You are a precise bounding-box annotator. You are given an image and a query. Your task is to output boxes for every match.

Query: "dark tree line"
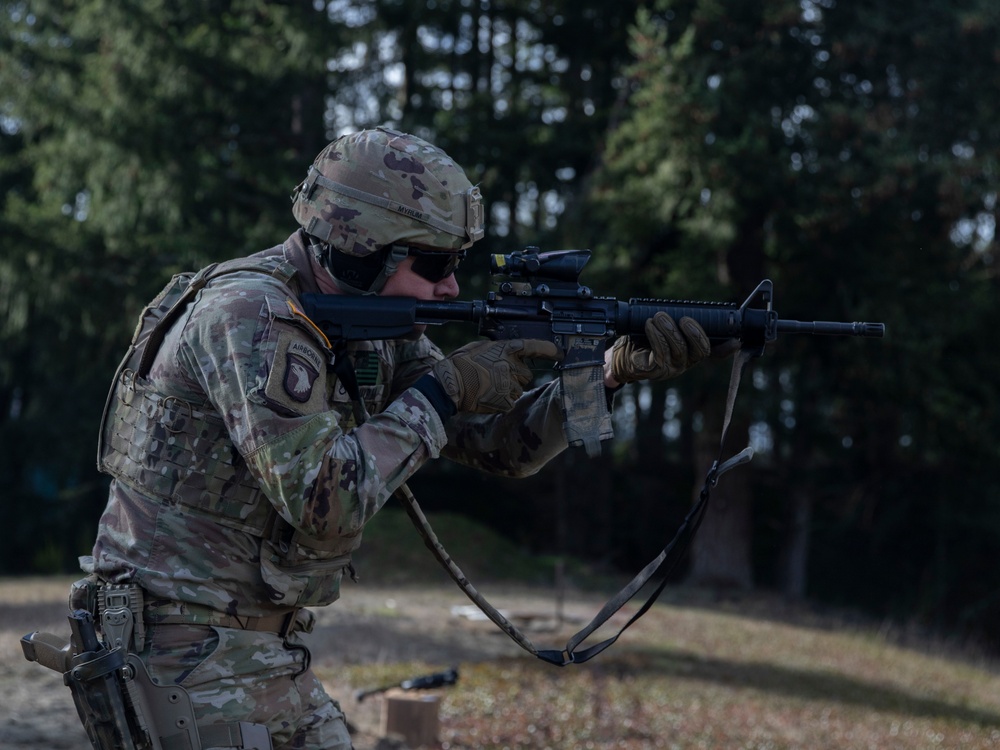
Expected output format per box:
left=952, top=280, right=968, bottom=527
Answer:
left=2, top=0, right=998, bottom=649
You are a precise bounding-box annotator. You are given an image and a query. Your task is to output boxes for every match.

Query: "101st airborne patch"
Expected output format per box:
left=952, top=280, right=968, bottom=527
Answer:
left=264, top=330, right=329, bottom=414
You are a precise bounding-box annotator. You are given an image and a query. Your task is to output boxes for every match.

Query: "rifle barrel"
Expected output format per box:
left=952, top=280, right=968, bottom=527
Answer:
left=777, top=320, right=885, bottom=337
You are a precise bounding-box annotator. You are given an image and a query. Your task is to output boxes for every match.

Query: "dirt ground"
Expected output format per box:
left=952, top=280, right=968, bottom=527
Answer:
left=0, top=577, right=599, bottom=750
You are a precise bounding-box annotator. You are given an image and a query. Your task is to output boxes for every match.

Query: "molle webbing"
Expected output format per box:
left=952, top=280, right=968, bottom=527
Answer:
left=98, top=256, right=298, bottom=534
left=101, top=383, right=271, bottom=535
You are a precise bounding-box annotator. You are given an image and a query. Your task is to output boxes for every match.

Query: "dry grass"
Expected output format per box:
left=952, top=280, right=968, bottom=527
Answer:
left=329, top=593, right=1000, bottom=750
left=3, top=576, right=1000, bottom=749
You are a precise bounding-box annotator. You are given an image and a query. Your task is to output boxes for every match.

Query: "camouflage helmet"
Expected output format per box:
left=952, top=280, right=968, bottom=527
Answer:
left=292, top=127, right=485, bottom=258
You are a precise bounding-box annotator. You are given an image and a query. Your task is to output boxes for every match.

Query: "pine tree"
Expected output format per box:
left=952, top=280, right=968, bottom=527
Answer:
left=0, top=0, right=331, bottom=571
left=590, top=0, right=1000, bottom=642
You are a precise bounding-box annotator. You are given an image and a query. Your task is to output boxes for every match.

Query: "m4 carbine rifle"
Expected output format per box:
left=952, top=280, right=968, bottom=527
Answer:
left=300, top=246, right=884, bottom=360
left=299, top=247, right=885, bottom=666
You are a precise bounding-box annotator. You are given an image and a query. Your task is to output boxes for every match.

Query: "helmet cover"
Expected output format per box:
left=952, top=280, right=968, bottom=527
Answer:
left=292, top=127, right=484, bottom=257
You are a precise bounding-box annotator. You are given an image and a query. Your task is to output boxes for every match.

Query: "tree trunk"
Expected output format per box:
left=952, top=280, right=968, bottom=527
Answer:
left=780, top=486, right=812, bottom=598
left=687, top=406, right=753, bottom=590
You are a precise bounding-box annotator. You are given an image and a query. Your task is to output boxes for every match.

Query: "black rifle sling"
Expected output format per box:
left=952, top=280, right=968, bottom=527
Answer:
left=543, top=348, right=757, bottom=664
left=336, top=339, right=757, bottom=666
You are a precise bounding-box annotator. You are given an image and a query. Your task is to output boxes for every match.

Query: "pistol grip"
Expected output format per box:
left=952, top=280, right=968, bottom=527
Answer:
left=21, top=631, right=73, bottom=673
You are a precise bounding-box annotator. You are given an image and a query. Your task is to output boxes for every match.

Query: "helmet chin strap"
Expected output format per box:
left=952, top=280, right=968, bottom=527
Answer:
left=310, top=239, right=408, bottom=296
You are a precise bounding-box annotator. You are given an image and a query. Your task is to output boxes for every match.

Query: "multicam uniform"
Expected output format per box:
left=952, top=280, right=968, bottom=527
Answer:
left=87, top=230, right=569, bottom=748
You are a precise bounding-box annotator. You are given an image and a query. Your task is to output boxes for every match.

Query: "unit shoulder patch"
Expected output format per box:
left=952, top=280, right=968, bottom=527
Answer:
left=265, top=330, right=329, bottom=414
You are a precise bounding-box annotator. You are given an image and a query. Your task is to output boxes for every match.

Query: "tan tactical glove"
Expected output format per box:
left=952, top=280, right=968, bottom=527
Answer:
left=609, top=312, right=712, bottom=384
left=432, top=338, right=562, bottom=414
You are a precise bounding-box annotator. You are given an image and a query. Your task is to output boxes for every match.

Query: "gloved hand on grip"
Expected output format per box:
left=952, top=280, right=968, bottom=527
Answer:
left=607, top=312, right=712, bottom=386
left=433, top=338, right=562, bottom=414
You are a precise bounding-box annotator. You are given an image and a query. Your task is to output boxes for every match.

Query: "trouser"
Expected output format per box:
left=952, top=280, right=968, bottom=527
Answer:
left=143, top=623, right=353, bottom=750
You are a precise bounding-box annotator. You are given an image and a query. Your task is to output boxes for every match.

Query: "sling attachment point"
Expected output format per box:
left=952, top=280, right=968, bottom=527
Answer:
left=710, top=446, right=755, bottom=487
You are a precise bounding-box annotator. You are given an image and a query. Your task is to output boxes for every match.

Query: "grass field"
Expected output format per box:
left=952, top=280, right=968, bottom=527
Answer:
left=3, top=512, right=1000, bottom=749
left=348, top=511, right=1000, bottom=747
left=322, top=592, right=1000, bottom=749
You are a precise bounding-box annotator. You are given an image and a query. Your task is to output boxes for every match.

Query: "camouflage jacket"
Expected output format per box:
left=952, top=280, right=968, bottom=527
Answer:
left=89, top=230, right=572, bottom=619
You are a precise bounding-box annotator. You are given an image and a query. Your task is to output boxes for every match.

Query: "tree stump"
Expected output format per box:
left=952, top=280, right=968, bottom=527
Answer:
left=379, top=689, right=441, bottom=748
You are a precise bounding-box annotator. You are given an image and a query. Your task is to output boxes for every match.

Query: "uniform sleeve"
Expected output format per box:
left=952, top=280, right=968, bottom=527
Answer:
left=178, top=283, right=448, bottom=540
left=388, top=335, right=444, bottom=398
left=441, top=377, right=569, bottom=478
left=391, top=335, right=571, bottom=478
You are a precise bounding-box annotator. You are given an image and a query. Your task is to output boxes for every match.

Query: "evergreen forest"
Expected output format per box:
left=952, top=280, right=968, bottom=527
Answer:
left=1, top=0, right=998, bottom=651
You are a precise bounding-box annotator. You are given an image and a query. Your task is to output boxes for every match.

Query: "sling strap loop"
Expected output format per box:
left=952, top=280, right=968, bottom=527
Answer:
left=334, top=317, right=759, bottom=664
left=393, top=347, right=759, bottom=665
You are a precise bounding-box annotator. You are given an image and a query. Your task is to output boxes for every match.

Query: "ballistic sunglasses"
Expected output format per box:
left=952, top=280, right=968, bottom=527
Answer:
left=393, top=245, right=466, bottom=283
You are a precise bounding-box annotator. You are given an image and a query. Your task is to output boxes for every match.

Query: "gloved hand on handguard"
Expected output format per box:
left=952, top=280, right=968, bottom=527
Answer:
left=606, top=312, right=721, bottom=387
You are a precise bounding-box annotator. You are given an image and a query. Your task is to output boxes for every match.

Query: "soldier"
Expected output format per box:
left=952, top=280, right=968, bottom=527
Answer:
left=83, top=128, right=711, bottom=749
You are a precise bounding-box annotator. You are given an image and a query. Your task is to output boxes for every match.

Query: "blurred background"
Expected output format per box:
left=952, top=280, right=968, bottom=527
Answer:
left=1, top=0, right=997, bottom=653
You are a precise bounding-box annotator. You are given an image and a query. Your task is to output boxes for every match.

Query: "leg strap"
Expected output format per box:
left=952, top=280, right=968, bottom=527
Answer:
left=128, top=654, right=274, bottom=750
left=161, top=721, right=272, bottom=750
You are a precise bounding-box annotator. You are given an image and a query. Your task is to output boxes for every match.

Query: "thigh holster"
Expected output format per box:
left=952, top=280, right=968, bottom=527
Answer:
left=22, top=599, right=273, bottom=750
